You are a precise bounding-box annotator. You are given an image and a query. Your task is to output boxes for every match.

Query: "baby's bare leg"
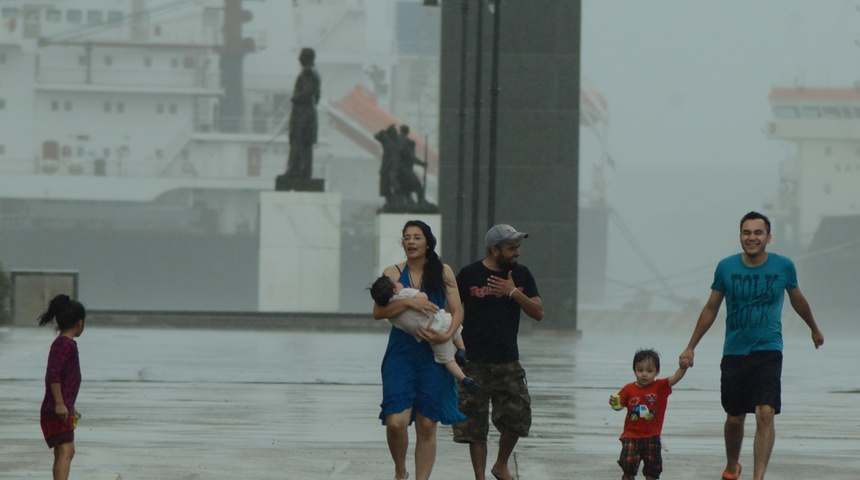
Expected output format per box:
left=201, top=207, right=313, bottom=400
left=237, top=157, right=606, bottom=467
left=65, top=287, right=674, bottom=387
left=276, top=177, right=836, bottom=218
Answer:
left=443, top=361, right=466, bottom=381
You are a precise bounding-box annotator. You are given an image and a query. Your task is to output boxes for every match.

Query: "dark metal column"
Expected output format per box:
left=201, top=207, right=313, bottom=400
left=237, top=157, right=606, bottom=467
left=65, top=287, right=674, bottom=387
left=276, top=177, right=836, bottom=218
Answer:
left=454, top=0, right=470, bottom=268
left=469, top=0, right=484, bottom=261
left=487, top=0, right=501, bottom=227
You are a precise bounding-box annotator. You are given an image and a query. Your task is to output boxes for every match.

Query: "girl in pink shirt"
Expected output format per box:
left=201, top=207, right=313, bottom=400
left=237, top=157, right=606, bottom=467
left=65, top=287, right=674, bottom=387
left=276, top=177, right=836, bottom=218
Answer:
left=39, top=294, right=86, bottom=480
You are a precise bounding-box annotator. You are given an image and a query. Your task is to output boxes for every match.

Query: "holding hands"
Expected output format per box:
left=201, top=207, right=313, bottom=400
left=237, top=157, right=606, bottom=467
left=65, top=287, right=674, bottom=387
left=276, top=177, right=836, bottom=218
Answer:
left=678, top=348, right=694, bottom=369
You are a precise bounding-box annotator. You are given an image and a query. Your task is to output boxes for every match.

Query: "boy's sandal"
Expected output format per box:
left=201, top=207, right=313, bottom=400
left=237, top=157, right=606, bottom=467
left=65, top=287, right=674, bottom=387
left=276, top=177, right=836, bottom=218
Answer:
left=721, top=462, right=741, bottom=480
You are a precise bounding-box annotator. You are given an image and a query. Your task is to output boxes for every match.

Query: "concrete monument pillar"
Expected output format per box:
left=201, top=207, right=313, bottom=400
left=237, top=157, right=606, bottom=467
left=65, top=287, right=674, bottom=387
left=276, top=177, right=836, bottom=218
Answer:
left=258, top=191, right=341, bottom=312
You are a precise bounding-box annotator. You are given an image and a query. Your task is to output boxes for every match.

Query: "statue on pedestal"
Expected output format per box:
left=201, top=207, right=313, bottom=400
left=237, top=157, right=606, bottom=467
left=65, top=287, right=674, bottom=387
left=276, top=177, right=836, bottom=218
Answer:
left=276, top=47, right=323, bottom=191
left=375, top=124, right=438, bottom=213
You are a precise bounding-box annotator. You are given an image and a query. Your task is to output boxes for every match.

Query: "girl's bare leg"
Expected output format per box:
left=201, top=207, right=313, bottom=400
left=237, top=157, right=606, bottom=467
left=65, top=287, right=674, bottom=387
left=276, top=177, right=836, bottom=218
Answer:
left=52, top=442, right=75, bottom=480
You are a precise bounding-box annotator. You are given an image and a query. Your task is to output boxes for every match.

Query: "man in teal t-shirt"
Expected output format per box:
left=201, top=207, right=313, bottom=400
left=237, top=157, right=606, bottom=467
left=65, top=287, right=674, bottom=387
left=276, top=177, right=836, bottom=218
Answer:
left=679, top=211, right=824, bottom=480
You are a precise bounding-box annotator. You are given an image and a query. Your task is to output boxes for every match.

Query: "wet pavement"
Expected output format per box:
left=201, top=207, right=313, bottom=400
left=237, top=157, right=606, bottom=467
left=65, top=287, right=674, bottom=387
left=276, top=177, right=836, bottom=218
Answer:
left=1, top=317, right=858, bottom=479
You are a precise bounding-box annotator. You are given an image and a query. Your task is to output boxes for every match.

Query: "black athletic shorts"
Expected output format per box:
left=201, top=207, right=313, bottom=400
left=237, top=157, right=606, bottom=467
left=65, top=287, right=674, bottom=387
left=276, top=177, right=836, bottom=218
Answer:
left=720, top=350, right=782, bottom=416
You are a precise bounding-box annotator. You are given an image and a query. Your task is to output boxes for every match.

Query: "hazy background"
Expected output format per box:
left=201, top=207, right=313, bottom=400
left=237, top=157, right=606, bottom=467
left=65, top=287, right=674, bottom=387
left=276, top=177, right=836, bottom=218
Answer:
left=579, top=0, right=860, bottom=311
left=1, top=0, right=857, bottom=318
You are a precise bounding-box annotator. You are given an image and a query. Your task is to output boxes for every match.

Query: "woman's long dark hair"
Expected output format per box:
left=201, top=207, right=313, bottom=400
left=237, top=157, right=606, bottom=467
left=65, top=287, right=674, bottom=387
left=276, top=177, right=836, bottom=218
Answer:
left=403, top=220, right=449, bottom=295
left=38, top=294, right=86, bottom=332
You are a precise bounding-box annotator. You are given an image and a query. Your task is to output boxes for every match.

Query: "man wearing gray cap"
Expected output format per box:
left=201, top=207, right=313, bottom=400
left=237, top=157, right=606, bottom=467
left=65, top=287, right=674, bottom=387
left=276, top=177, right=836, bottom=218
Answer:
left=452, top=224, right=544, bottom=480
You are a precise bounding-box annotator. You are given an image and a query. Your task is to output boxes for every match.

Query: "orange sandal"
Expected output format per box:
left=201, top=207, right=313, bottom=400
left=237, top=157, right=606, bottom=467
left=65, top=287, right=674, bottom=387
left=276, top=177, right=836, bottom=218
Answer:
left=721, top=462, right=741, bottom=480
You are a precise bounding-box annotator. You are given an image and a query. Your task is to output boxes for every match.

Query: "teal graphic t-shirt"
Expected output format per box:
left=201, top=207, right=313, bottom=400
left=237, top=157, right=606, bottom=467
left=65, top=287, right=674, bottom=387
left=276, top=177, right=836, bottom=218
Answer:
left=711, top=253, right=798, bottom=355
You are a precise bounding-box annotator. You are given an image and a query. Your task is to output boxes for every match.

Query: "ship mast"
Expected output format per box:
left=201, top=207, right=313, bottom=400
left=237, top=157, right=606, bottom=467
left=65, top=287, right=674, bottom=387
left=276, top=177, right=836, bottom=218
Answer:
left=218, top=0, right=254, bottom=132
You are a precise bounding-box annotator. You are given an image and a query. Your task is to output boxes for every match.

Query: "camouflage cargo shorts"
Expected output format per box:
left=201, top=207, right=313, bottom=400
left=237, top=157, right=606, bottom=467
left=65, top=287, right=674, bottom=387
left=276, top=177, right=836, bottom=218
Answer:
left=452, top=361, right=532, bottom=443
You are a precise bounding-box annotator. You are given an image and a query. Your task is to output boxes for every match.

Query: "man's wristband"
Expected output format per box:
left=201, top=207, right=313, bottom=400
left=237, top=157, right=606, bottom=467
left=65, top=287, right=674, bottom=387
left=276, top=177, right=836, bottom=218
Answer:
left=509, top=288, right=517, bottom=298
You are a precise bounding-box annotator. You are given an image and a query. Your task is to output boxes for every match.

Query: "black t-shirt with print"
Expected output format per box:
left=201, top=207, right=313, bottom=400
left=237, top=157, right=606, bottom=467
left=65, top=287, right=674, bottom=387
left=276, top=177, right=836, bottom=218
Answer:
left=456, top=260, right=540, bottom=364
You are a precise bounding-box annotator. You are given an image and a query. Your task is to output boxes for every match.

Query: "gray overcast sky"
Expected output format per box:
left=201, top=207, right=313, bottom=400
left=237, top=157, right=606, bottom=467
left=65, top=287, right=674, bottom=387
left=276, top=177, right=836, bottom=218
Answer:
left=579, top=1, right=860, bottom=309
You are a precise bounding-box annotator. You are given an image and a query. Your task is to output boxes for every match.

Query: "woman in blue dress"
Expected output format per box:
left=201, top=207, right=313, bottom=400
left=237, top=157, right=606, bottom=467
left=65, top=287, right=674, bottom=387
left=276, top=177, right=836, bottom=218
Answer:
left=373, top=220, right=466, bottom=480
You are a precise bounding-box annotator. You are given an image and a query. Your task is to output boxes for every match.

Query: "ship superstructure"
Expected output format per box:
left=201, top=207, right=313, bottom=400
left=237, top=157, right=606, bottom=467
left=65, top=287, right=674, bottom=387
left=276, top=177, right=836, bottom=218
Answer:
left=764, top=86, right=860, bottom=246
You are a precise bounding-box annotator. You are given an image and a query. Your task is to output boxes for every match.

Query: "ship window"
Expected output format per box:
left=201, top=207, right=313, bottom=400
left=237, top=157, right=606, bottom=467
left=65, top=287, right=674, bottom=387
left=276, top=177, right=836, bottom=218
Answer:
left=87, top=10, right=103, bottom=24
left=774, top=106, right=798, bottom=118
left=24, top=9, right=40, bottom=21
left=171, top=58, right=179, bottom=68
left=0, top=98, right=5, bottom=109
left=76, top=147, right=84, bottom=157
left=107, top=11, right=123, bottom=23
left=801, top=107, right=821, bottom=119
left=822, top=107, right=841, bottom=119
left=78, top=55, right=86, bottom=66
left=67, top=10, right=82, bottom=23
left=824, top=183, right=831, bottom=195
left=2, top=8, right=19, bottom=19
left=825, top=146, right=832, bottom=156
left=843, top=108, right=852, bottom=118
left=104, top=55, right=113, bottom=66
left=156, top=103, right=164, bottom=114
left=144, top=57, right=152, bottom=67
left=0, top=53, right=5, bottom=64
left=64, top=101, right=72, bottom=111
left=0, top=145, right=5, bottom=155
left=47, top=10, right=62, bottom=22
left=103, top=102, right=112, bottom=113
left=169, top=104, right=178, bottom=114
left=854, top=107, right=860, bottom=118
left=117, top=102, right=125, bottom=113
left=856, top=147, right=860, bottom=157
left=51, top=100, right=59, bottom=111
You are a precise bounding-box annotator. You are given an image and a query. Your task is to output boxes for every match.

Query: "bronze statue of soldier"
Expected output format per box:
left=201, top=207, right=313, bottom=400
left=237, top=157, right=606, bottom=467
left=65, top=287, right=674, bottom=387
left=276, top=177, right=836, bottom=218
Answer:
left=375, top=124, right=438, bottom=213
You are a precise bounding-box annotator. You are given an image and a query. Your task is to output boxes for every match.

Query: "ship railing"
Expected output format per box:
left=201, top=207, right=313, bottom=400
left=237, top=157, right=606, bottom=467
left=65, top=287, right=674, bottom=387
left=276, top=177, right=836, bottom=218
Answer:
left=1, top=156, right=40, bottom=175
left=203, top=115, right=287, bottom=137
left=132, top=120, right=194, bottom=177
left=37, top=66, right=221, bottom=89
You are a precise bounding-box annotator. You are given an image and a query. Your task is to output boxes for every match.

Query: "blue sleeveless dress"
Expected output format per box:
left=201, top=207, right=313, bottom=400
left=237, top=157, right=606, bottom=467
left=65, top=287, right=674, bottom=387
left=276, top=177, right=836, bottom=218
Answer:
left=378, top=266, right=465, bottom=425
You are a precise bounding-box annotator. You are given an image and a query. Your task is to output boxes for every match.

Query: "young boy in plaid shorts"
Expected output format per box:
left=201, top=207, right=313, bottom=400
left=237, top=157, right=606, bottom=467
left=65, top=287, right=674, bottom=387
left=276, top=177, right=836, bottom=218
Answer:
left=610, top=348, right=687, bottom=480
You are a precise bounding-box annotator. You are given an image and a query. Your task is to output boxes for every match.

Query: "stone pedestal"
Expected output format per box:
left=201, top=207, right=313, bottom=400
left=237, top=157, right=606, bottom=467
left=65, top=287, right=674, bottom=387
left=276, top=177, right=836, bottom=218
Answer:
left=274, top=175, right=325, bottom=192
left=258, top=191, right=341, bottom=312
left=375, top=214, right=442, bottom=277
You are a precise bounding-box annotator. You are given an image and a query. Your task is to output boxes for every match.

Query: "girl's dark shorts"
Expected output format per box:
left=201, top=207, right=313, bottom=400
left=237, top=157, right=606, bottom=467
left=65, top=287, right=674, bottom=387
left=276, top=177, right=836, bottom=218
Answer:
left=41, top=415, right=75, bottom=448
left=720, top=350, right=782, bottom=416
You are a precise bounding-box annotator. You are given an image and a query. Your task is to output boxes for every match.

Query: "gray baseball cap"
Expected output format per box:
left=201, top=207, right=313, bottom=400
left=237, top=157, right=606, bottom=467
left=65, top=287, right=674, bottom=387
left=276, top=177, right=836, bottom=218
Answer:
left=485, top=224, right=529, bottom=247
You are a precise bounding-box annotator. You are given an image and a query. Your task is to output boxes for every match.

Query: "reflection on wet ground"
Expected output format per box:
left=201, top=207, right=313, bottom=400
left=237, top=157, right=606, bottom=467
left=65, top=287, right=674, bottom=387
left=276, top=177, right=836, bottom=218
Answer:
left=1, top=320, right=857, bottom=479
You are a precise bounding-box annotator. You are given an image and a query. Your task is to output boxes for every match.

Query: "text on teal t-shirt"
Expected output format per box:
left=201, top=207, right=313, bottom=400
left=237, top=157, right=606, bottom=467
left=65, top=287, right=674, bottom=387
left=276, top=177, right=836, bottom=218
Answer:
left=711, top=253, right=798, bottom=355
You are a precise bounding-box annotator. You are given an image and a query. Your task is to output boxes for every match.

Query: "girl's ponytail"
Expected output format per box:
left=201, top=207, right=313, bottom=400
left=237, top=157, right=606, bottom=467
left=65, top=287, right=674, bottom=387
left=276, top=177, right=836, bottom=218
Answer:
left=38, top=294, right=85, bottom=331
